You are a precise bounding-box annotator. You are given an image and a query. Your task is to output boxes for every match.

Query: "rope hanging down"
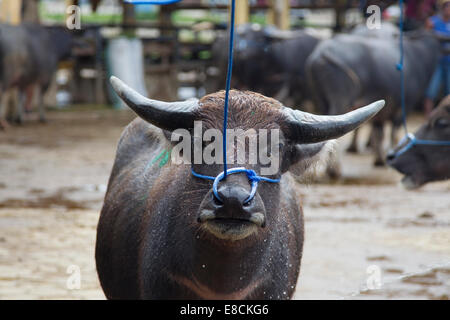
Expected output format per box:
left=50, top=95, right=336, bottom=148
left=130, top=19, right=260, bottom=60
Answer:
left=222, top=0, right=236, bottom=179
left=126, top=0, right=281, bottom=203
left=397, top=0, right=407, bottom=133
left=394, top=0, right=450, bottom=154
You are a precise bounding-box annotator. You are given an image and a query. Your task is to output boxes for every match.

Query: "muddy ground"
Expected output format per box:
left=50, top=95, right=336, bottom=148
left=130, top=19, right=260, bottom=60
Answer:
left=0, top=108, right=449, bottom=300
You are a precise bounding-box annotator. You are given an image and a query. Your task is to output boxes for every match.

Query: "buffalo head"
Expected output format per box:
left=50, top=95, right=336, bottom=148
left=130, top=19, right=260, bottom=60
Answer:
left=387, top=96, right=450, bottom=189
left=110, top=76, right=384, bottom=242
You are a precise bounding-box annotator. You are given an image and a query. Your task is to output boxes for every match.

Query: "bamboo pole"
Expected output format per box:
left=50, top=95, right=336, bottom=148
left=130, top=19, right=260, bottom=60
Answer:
left=234, top=0, right=249, bottom=26
left=267, top=0, right=290, bottom=30
left=0, top=0, right=22, bottom=25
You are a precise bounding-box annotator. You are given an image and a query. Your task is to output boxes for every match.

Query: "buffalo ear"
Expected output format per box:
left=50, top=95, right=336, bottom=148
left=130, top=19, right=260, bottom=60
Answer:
left=282, top=141, right=335, bottom=175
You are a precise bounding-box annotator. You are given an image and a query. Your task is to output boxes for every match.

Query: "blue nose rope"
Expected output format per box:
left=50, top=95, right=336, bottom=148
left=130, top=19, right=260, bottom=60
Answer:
left=393, top=0, right=450, bottom=157
left=127, top=0, right=281, bottom=203
left=191, top=167, right=280, bottom=204
left=393, top=133, right=450, bottom=157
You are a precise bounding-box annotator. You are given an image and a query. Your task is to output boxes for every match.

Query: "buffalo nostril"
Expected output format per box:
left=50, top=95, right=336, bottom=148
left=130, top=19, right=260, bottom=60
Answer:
left=212, top=193, right=223, bottom=206
left=217, top=185, right=249, bottom=208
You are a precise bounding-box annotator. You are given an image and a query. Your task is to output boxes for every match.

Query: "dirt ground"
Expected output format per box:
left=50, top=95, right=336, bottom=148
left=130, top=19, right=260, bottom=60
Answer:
left=0, top=109, right=449, bottom=300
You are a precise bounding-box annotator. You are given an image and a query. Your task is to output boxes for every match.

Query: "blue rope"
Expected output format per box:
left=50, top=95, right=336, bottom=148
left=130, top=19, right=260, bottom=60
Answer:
left=393, top=133, right=450, bottom=157
left=192, top=167, right=280, bottom=203
left=127, top=0, right=280, bottom=203
left=393, top=0, right=450, bottom=156
left=222, top=0, right=236, bottom=179
left=397, top=0, right=407, bottom=133
left=190, top=0, right=279, bottom=203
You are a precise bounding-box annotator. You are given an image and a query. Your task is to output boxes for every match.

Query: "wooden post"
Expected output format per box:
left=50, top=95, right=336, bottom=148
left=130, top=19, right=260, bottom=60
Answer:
left=279, top=0, right=290, bottom=30
left=267, top=0, right=275, bottom=26
left=122, top=0, right=136, bottom=32
left=235, top=0, right=249, bottom=26
left=94, top=29, right=105, bottom=104
left=22, top=0, right=40, bottom=23
left=149, top=4, right=178, bottom=100
left=334, top=0, right=347, bottom=32
left=267, top=0, right=290, bottom=30
left=0, top=0, right=22, bottom=25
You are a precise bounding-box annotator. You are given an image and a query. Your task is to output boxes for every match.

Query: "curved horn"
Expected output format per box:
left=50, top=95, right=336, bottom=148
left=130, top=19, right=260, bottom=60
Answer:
left=282, top=100, right=385, bottom=143
left=110, top=76, right=199, bottom=131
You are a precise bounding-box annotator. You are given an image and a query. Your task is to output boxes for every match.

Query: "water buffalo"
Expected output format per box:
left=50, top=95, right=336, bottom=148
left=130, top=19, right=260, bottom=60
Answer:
left=306, top=30, right=440, bottom=166
left=0, top=24, right=74, bottom=126
left=346, top=22, right=400, bottom=153
left=208, top=24, right=320, bottom=107
left=387, top=95, right=450, bottom=189
left=95, top=76, right=384, bottom=299
left=351, top=21, right=400, bottom=38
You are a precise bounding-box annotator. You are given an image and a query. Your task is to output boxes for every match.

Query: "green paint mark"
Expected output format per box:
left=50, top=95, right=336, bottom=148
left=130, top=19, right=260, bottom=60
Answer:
left=159, top=149, right=170, bottom=168
left=145, top=148, right=171, bottom=173
left=151, top=149, right=166, bottom=166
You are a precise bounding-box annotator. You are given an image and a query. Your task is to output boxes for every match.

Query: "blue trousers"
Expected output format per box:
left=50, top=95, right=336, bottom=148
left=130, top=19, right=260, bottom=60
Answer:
left=426, top=61, right=450, bottom=100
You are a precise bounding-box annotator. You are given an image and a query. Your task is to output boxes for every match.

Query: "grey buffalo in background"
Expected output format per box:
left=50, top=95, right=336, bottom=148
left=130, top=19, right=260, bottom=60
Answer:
left=351, top=21, right=400, bottom=38
left=346, top=22, right=400, bottom=153
left=95, top=76, right=384, bottom=299
left=0, top=23, right=75, bottom=127
left=207, top=24, right=320, bottom=108
left=306, top=29, right=440, bottom=166
left=387, top=95, right=450, bottom=189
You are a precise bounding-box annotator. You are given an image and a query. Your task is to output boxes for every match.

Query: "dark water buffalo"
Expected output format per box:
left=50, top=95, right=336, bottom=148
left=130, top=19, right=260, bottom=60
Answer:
left=306, top=30, right=440, bottom=165
left=387, top=96, right=450, bottom=189
left=347, top=22, right=399, bottom=152
left=0, top=23, right=74, bottom=126
left=208, top=24, right=320, bottom=107
left=95, top=76, right=384, bottom=299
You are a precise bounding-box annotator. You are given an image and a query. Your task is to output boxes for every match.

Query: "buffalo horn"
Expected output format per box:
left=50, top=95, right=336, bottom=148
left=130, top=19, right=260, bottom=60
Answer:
left=282, top=100, right=385, bottom=143
left=110, top=76, right=199, bottom=131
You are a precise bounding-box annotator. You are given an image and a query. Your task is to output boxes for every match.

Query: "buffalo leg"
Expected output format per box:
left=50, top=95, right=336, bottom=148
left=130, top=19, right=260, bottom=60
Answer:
left=346, top=128, right=359, bottom=153
left=0, top=86, right=10, bottom=129
left=390, top=121, right=400, bottom=148
left=24, top=85, right=35, bottom=113
left=365, top=128, right=374, bottom=149
left=15, top=89, right=27, bottom=124
left=36, top=86, right=46, bottom=123
left=372, top=123, right=385, bottom=167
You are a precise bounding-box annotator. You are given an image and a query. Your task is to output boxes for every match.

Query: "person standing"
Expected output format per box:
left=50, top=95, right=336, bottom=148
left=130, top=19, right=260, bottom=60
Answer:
left=424, top=0, right=450, bottom=115
left=405, top=0, right=436, bottom=30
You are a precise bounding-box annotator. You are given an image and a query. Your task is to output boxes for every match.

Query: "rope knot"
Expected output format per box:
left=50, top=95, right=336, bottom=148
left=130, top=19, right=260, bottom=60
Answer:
left=245, top=169, right=261, bottom=182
